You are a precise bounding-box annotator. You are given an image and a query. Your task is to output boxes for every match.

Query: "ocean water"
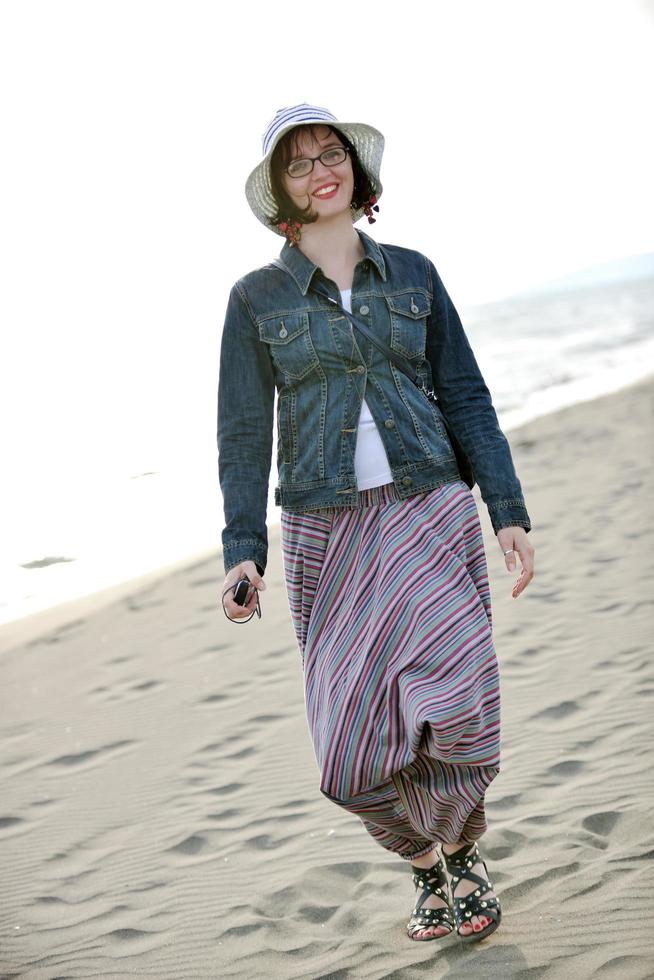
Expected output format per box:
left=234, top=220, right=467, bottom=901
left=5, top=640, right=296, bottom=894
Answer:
left=466, top=275, right=654, bottom=431
left=2, top=275, right=652, bottom=629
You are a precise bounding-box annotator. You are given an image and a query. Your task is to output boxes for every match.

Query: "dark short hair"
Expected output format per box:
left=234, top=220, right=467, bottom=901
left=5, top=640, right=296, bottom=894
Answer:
left=269, top=123, right=377, bottom=230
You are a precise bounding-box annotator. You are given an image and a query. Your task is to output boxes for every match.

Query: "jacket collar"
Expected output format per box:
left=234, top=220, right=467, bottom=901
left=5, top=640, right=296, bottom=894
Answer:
left=278, top=228, right=387, bottom=296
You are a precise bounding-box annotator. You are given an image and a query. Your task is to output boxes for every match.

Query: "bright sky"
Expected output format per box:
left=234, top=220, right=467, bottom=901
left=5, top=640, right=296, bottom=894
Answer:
left=1, top=0, right=653, bottom=485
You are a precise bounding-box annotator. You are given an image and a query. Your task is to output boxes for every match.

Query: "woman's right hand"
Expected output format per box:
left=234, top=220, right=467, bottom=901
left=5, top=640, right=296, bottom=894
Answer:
left=220, top=560, right=267, bottom=622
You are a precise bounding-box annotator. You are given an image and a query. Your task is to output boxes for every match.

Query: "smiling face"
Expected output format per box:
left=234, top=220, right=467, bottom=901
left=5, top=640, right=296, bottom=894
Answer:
left=280, top=124, right=355, bottom=223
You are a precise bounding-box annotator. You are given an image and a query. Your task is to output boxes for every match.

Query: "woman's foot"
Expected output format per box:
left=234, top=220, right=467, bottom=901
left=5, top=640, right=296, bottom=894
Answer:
left=442, top=840, right=500, bottom=939
left=407, top=847, right=453, bottom=941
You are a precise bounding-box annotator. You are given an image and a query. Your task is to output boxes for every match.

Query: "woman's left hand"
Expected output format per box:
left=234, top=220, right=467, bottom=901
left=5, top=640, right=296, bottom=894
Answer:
left=496, top=526, right=534, bottom=599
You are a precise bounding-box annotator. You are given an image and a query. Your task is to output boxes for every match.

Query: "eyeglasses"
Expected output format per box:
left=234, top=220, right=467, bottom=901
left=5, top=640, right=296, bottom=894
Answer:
left=285, top=146, right=349, bottom=179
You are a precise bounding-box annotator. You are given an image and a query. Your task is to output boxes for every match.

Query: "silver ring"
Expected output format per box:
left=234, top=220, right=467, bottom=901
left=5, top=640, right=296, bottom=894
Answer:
left=503, top=549, right=514, bottom=556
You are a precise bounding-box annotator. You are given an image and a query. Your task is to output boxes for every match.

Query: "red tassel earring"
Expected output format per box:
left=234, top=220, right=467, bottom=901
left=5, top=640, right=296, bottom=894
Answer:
left=362, top=194, right=380, bottom=224
left=279, top=220, right=302, bottom=246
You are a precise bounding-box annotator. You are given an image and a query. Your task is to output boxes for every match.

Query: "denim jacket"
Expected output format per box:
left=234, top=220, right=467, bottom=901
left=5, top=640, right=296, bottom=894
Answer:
left=217, top=229, right=531, bottom=575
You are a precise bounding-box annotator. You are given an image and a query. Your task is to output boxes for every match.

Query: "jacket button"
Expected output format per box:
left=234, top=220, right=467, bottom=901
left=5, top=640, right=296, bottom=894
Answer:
left=356, top=365, right=365, bottom=374
left=384, top=419, right=395, bottom=428
left=359, top=305, right=369, bottom=315
left=402, top=476, right=412, bottom=486
left=411, top=303, right=419, bottom=314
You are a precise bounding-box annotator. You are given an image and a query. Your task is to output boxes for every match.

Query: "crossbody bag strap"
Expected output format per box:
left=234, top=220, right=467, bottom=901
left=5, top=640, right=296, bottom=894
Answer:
left=310, top=282, right=423, bottom=383
left=270, top=258, right=474, bottom=489
left=271, top=258, right=437, bottom=400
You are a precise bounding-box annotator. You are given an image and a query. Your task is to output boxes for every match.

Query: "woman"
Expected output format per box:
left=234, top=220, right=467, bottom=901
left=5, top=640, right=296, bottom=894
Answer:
left=217, top=103, right=534, bottom=943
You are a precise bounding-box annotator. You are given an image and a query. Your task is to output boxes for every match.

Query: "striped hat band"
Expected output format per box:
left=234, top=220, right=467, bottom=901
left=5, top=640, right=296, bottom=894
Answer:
left=262, top=104, right=339, bottom=157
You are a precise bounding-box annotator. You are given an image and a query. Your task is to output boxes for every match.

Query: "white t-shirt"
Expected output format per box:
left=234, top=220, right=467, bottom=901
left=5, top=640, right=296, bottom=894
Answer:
left=340, top=289, right=394, bottom=491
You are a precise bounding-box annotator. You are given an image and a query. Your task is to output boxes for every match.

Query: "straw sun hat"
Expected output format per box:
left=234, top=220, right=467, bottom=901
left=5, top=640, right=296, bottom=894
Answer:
left=245, top=103, right=385, bottom=237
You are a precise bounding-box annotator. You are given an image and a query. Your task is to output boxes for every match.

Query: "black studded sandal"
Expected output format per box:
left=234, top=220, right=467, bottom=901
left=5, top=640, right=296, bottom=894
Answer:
left=406, top=853, right=454, bottom=941
left=442, top=841, right=502, bottom=942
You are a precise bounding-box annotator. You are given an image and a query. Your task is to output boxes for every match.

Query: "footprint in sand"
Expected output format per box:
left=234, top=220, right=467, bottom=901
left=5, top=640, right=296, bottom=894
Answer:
left=196, top=692, right=229, bottom=705
left=89, top=678, right=164, bottom=701
left=533, top=700, right=580, bottom=721
left=582, top=811, right=622, bottom=836
left=0, top=816, right=24, bottom=832
left=546, top=759, right=586, bottom=778
left=47, top=740, right=136, bottom=770
left=167, top=834, right=210, bottom=856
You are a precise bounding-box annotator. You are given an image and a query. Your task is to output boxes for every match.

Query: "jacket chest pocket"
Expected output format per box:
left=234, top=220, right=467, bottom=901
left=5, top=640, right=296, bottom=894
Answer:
left=258, top=313, right=319, bottom=380
left=385, top=292, right=430, bottom=360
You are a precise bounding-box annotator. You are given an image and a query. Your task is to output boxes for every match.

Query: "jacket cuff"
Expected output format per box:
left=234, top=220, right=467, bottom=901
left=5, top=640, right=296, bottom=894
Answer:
left=222, top=539, right=267, bottom=577
left=487, top=499, right=532, bottom=536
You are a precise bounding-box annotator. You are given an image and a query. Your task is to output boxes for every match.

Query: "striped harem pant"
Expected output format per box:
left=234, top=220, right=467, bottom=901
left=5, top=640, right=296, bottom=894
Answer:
left=280, top=479, right=500, bottom=860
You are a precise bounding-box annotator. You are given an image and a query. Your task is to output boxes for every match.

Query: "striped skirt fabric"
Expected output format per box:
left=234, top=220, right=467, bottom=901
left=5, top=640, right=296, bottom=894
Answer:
left=280, top=479, right=501, bottom=855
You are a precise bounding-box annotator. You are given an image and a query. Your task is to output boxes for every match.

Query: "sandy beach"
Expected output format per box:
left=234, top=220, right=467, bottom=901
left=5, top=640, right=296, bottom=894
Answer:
left=1, top=374, right=653, bottom=980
